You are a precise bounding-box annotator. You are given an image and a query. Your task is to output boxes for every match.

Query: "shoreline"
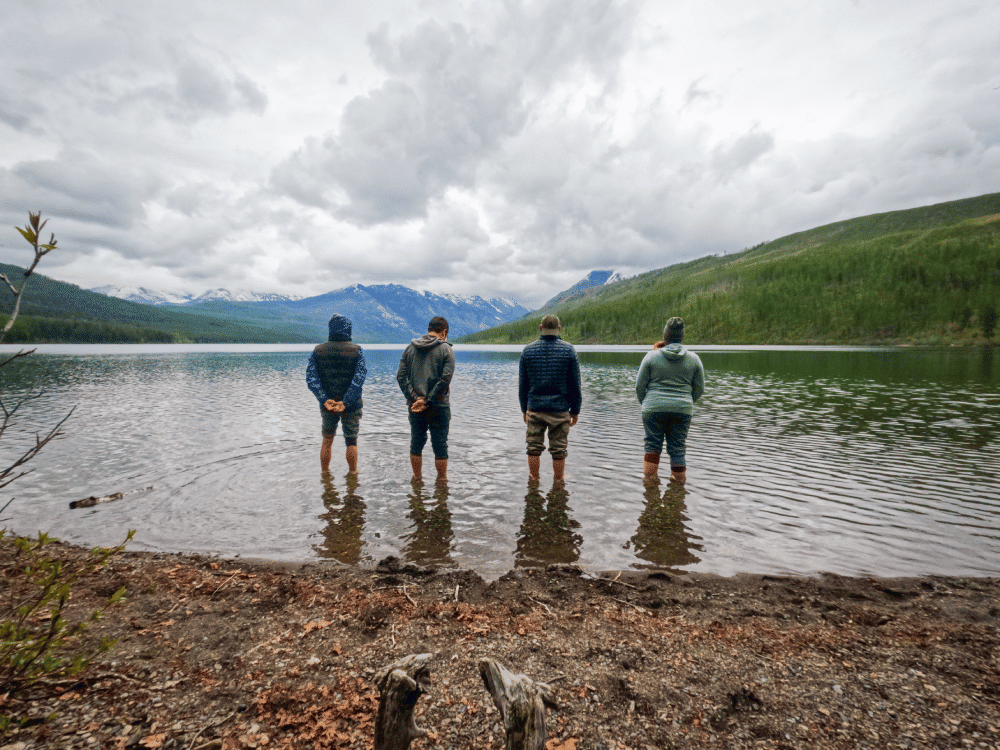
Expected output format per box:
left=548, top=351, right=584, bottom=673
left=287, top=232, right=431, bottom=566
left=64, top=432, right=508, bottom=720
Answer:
left=2, top=538, right=998, bottom=749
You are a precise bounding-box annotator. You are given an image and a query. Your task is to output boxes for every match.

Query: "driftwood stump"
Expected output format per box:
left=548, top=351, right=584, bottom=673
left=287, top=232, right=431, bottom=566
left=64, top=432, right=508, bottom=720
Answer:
left=373, top=653, right=434, bottom=750
left=478, top=659, right=557, bottom=750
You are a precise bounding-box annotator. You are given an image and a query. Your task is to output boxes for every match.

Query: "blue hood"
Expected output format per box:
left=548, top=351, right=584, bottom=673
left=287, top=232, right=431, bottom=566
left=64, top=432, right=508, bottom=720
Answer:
left=328, top=314, right=352, bottom=342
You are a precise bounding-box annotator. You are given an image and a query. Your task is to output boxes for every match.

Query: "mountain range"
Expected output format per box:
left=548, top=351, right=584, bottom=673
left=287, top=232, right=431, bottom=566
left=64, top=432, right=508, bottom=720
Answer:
left=89, top=286, right=305, bottom=305
left=89, top=282, right=531, bottom=342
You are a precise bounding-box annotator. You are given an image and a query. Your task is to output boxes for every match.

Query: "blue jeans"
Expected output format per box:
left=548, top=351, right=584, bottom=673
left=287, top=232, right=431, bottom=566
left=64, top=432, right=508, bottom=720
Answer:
left=409, top=405, right=450, bottom=459
left=642, top=411, right=692, bottom=468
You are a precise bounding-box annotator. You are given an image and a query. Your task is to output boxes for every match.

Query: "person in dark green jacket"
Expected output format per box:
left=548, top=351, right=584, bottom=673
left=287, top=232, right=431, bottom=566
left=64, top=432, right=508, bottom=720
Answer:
left=635, top=317, right=704, bottom=484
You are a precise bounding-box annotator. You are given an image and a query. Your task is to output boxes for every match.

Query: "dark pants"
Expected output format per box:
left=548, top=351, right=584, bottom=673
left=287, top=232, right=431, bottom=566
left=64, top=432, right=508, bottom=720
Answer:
left=642, top=411, right=691, bottom=468
left=409, top=405, right=450, bottom=459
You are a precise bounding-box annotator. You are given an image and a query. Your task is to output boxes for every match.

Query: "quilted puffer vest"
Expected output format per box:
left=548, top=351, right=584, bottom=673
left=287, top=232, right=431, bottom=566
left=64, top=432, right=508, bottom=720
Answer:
left=312, top=341, right=362, bottom=407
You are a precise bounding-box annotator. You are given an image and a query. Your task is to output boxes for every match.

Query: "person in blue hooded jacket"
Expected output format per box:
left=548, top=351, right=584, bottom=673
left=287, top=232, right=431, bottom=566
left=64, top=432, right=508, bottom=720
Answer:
left=306, top=314, right=367, bottom=474
left=635, top=317, right=704, bottom=484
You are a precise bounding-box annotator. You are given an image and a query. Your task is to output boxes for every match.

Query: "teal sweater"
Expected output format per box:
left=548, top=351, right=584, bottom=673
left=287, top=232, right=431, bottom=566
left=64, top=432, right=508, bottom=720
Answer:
left=635, top=344, right=705, bottom=415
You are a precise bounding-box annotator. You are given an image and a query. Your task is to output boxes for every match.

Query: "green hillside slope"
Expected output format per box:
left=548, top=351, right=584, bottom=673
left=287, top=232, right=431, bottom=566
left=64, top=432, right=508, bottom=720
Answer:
left=462, top=193, right=1000, bottom=345
left=0, top=265, right=314, bottom=343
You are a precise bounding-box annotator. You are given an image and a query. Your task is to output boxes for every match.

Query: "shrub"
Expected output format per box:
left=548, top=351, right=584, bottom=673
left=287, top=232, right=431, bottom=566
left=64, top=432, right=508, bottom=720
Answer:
left=0, top=529, right=133, bottom=735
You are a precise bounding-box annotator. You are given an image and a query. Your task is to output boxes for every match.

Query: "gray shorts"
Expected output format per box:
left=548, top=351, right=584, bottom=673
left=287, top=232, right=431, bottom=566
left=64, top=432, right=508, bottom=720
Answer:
left=525, top=410, right=572, bottom=459
left=321, top=405, right=362, bottom=446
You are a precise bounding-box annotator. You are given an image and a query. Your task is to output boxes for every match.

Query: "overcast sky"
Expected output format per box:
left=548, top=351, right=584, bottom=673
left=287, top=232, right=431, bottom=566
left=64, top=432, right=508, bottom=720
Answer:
left=1, top=0, right=997, bottom=308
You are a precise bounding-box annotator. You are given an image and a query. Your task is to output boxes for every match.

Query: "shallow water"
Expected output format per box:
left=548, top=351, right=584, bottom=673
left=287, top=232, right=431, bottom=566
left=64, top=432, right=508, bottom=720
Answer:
left=2, top=344, right=998, bottom=580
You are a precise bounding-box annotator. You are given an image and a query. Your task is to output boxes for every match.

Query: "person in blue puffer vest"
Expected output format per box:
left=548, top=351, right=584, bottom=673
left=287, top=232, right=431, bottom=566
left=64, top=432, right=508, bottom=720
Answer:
left=306, top=314, right=367, bottom=475
left=518, top=314, right=582, bottom=485
left=635, top=317, right=705, bottom=484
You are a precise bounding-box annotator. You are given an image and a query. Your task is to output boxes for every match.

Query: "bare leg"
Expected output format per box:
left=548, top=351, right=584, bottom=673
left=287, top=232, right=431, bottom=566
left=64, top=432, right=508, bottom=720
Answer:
left=345, top=444, right=358, bottom=475
left=670, top=467, right=687, bottom=484
left=434, top=458, right=448, bottom=484
left=643, top=452, right=661, bottom=484
left=320, top=436, right=335, bottom=473
left=527, top=454, right=541, bottom=481
left=410, top=453, right=422, bottom=482
left=552, top=458, right=566, bottom=485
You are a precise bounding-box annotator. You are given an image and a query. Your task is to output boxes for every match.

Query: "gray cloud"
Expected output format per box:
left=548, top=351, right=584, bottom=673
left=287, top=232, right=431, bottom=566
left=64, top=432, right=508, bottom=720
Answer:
left=272, top=1, right=640, bottom=226
left=1, top=150, right=152, bottom=230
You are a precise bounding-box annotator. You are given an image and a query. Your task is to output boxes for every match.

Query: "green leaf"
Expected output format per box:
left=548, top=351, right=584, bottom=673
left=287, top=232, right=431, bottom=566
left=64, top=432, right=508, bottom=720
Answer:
left=15, top=226, right=36, bottom=245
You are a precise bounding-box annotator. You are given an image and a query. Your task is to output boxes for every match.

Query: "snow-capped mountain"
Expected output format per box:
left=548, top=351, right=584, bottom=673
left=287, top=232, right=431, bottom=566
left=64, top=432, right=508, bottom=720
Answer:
left=293, top=284, right=530, bottom=340
left=603, top=271, right=632, bottom=285
left=90, top=286, right=304, bottom=305
left=89, top=285, right=195, bottom=305
left=540, top=269, right=631, bottom=309
left=191, top=288, right=306, bottom=303
left=88, top=282, right=529, bottom=342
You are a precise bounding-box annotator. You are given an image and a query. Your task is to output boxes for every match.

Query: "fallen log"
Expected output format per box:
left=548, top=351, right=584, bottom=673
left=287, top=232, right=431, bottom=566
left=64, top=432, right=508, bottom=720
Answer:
left=373, top=652, right=434, bottom=750
left=478, top=659, right=557, bottom=750
left=69, top=486, right=153, bottom=509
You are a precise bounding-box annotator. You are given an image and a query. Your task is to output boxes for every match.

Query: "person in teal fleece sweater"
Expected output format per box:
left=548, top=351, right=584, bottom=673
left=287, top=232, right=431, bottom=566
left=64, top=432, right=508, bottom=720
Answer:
left=635, top=317, right=705, bottom=483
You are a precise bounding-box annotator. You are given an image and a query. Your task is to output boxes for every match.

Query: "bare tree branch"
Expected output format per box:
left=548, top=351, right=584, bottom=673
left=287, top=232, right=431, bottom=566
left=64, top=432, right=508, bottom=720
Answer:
left=0, top=406, right=75, bottom=491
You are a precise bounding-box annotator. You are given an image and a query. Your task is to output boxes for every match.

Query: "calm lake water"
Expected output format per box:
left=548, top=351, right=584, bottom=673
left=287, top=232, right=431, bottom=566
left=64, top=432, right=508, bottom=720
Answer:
left=2, top=344, right=998, bottom=580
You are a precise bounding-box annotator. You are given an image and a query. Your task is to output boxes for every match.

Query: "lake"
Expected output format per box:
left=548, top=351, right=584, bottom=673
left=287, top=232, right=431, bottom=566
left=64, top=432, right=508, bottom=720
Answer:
left=1, top=343, right=998, bottom=580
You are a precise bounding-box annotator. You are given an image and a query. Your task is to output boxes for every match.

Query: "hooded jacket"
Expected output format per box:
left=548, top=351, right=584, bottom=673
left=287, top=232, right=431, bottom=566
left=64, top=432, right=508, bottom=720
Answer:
left=635, top=343, right=704, bottom=415
left=396, top=333, right=455, bottom=406
left=306, top=314, right=366, bottom=410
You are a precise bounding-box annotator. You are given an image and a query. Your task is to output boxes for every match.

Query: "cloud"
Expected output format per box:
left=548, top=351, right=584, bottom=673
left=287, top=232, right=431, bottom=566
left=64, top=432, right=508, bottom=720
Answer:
left=271, top=0, right=640, bottom=226
left=1, top=150, right=153, bottom=230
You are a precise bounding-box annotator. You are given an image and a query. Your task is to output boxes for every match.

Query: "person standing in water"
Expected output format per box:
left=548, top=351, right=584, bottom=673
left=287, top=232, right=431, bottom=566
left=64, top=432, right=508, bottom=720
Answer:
left=397, top=316, right=455, bottom=484
left=518, top=314, right=582, bottom=485
left=635, top=317, right=704, bottom=483
left=306, top=313, right=367, bottom=475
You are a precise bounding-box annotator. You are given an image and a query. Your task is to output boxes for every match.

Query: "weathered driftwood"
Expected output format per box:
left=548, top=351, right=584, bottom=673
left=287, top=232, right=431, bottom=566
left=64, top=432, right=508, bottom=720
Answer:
left=373, top=653, right=434, bottom=750
left=478, top=659, right=557, bottom=750
left=69, top=486, right=152, bottom=509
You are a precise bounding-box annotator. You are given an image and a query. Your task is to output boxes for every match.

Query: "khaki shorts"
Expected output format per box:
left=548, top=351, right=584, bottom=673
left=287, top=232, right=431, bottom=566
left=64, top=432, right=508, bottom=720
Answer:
left=525, top=410, right=572, bottom=459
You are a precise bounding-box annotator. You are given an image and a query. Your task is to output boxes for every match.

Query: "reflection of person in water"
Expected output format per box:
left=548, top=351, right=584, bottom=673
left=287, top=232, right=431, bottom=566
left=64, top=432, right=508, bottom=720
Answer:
left=313, top=474, right=366, bottom=564
left=515, top=482, right=582, bottom=568
left=628, top=480, right=702, bottom=569
left=401, top=482, right=454, bottom=566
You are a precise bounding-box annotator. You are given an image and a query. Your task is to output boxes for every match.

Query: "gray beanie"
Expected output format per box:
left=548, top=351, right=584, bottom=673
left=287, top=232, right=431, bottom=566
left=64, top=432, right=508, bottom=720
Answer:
left=664, top=317, right=685, bottom=343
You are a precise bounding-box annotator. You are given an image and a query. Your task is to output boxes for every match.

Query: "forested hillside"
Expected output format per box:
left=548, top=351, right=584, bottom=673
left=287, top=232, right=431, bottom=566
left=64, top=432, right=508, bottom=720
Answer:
left=462, top=193, right=1000, bottom=345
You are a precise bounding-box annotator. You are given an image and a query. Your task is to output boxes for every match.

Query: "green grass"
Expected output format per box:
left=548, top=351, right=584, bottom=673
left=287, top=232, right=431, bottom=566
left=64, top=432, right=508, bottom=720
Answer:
left=461, top=193, right=1000, bottom=346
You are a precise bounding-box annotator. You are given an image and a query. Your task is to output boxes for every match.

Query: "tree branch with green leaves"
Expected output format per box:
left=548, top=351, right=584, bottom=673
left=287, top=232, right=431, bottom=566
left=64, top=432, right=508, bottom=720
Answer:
left=1, top=211, right=59, bottom=344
